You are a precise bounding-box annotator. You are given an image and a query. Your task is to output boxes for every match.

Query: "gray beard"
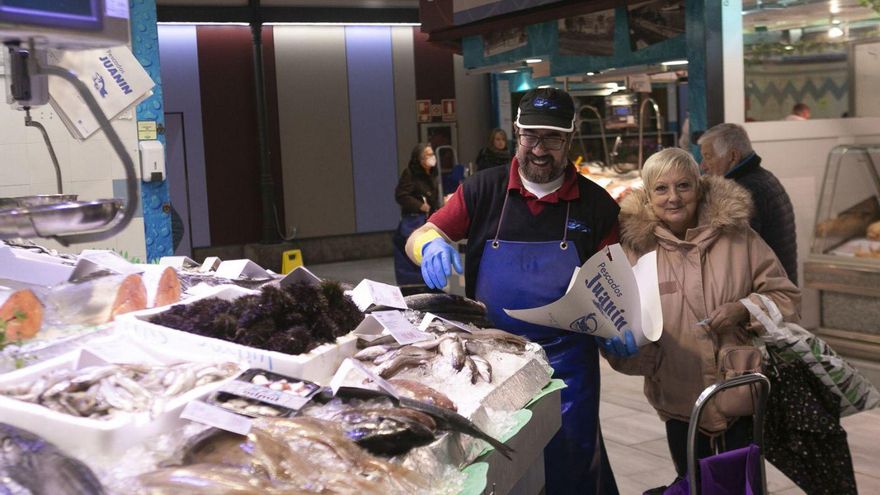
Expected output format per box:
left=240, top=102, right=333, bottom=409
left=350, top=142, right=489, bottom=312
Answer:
left=518, top=153, right=566, bottom=183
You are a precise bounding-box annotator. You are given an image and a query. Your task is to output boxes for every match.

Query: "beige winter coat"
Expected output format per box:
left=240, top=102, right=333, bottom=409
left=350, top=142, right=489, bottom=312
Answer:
left=608, top=176, right=801, bottom=433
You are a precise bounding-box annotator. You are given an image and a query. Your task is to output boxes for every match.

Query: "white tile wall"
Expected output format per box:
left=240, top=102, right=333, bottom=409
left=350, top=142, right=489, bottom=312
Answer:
left=0, top=184, right=30, bottom=197
left=25, top=139, right=70, bottom=185
left=0, top=74, right=145, bottom=258
left=0, top=144, right=29, bottom=185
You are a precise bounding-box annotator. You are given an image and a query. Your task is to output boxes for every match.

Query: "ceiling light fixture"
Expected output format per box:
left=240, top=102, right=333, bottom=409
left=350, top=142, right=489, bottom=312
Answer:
left=830, top=0, right=841, bottom=15
left=662, top=59, right=688, bottom=66
left=784, top=45, right=794, bottom=50
left=525, top=58, right=543, bottom=64
left=502, top=69, right=519, bottom=74
left=828, top=25, right=844, bottom=38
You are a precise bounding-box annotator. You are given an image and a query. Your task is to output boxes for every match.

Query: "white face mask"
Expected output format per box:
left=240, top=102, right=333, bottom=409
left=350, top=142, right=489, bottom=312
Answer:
left=425, top=156, right=437, bottom=168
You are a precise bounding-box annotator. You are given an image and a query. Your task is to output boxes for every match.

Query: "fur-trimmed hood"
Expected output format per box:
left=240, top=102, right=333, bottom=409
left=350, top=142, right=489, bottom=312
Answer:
left=619, top=175, right=754, bottom=256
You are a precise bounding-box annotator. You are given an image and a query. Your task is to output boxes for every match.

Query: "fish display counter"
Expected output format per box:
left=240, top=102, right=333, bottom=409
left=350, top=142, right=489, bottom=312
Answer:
left=0, top=243, right=562, bottom=494
left=578, top=162, right=643, bottom=201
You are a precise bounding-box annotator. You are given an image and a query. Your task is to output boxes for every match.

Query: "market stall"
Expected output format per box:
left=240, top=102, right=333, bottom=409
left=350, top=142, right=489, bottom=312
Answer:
left=0, top=243, right=561, bottom=494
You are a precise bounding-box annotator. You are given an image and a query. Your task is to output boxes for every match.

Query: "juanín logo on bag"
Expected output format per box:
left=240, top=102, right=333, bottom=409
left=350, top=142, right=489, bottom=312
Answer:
left=570, top=313, right=598, bottom=334
left=91, top=74, right=108, bottom=98
left=98, top=54, right=133, bottom=95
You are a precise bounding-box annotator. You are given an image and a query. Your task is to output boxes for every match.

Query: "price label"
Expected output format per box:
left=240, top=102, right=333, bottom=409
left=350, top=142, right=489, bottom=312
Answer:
left=329, top=358, right=399, bottom=399
left=70, top=250, right=142, bottom=281
left=159, top=256, right=198, bottom=269
left=419, top=312, right=475, bottom=333
left=353, top=310, right=431, bottom=345
left=219, top=380, right=312, bottom=411
left=215, top=260, right=271, bottom=280
left=180, top=400, right=252, bottom=436
left=200, top=257, right=222, bottom=272
left=350, top=279, right=407, bottom=311
left=278, top=266, right=322, bottom=288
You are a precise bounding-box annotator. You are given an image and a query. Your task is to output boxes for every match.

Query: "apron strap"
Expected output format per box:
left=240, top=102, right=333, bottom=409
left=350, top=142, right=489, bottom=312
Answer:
left=492, top=191, right=573, bottom=251
left=560, top=202, right=571, bottom=250
left=491, top=191, right=512, bottom=249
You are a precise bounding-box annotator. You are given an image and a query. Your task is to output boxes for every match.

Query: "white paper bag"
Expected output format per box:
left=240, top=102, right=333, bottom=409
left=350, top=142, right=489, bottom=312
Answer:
left=48, top=46, right=155, bottom=139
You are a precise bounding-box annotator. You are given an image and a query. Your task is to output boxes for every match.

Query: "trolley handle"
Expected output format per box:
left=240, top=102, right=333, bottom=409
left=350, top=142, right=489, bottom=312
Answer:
left=687, top=373, right=771, bottom=495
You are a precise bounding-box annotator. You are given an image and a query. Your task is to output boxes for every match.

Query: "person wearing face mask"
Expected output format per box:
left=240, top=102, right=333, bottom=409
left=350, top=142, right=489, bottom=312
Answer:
left=605, top=148, right=800, bottom=494
left=404, top=87, right=624, bottom=495
left=698, top=123, right=798, bottom=285
left=393, top=143, right=439, bottom=293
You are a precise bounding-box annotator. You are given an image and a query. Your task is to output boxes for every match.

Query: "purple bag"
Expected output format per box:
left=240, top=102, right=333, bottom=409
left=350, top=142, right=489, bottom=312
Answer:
left=663, top=444, right=762, bottom=495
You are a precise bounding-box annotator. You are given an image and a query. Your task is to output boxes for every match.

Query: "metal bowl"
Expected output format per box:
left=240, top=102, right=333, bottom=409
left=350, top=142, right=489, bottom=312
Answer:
left=0, top=195, right=79, bottom=210
left=0, top=199, right=123, bottom=239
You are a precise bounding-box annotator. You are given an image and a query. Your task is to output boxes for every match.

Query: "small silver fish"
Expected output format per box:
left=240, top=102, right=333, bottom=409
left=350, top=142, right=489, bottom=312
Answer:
left=470, top=355, right=492, bottom=383
left=438, top=336, right=466, bottom=372
left=375, top=355, right=430, bottom=379
left=353, top=345, right=396, bottom=362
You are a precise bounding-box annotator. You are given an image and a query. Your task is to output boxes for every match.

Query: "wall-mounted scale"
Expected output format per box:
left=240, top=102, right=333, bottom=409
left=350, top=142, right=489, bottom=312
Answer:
left=0, top=0, right=136, bottom=244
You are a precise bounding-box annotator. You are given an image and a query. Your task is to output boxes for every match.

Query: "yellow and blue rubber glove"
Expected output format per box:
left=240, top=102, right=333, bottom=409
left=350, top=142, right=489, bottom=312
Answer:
left=420, top=237, right=463, bottom=289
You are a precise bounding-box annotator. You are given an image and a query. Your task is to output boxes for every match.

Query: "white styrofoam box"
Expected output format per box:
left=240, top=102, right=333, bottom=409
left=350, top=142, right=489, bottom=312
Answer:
left=116, top=285, right=358, bottom=385
left=0, top=244, right=75, bottom=286
left=0, top=336, right=240, bottom=459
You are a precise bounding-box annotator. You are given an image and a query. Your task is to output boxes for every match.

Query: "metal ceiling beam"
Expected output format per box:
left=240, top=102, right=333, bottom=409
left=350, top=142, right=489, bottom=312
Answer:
left=156, top=6, right=419, bottom=23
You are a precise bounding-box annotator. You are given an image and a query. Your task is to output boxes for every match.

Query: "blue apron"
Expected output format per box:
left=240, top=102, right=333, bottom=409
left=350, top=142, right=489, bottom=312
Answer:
left=474, top=192, right=618, bottom=495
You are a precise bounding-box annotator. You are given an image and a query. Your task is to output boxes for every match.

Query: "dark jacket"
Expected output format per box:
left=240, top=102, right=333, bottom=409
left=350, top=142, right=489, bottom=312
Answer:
left=395, top=163, right=439, bottom=215
left=726, top=153, right=798, bottom=285
left=475, top=147, right=511, bottom=171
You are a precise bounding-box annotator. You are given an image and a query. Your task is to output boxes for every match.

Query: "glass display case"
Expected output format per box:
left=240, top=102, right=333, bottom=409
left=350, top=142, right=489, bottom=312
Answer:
left=804, top=144, right=880, bottom=378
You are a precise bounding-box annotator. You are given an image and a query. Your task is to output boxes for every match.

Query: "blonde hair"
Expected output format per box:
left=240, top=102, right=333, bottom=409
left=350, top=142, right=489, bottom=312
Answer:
left=641, top=148, right=701, bottom=193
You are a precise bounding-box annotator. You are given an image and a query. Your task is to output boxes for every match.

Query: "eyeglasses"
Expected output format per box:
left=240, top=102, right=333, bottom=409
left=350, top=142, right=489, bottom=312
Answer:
left=517, top=133, right=567, bottom=151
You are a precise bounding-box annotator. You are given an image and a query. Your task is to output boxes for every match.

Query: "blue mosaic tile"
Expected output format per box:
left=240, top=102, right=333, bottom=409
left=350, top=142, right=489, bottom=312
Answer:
left=130, top=0, right=172, bottom=262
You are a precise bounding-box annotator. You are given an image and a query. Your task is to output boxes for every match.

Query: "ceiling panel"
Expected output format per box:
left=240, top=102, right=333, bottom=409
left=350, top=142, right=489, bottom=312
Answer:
left=157, top=0, right=418, bottom=6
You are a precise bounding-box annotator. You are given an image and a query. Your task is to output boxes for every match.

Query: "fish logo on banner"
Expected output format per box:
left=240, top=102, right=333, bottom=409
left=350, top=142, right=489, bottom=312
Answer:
left=570, top=313, right=598, bottom=334
left=566, top=219, right=592, bottom=233
left=92, top=73, right=108, bottom=98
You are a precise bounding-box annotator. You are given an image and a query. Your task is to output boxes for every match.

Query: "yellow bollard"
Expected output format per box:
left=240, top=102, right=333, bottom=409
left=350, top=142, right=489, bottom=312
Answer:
left=281, top=249, right=303, bottom=274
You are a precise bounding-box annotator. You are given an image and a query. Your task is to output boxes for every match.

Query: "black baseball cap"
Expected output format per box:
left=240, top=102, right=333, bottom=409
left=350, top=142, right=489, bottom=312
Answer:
left=515, top=87, right=576, bottom=133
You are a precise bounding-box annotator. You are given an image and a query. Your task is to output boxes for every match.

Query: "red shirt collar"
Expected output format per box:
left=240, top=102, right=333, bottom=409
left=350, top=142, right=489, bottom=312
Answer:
left=507, top=157, right=580, bottom=203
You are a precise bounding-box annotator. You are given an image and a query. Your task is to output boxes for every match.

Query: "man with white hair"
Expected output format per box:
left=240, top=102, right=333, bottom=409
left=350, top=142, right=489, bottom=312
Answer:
left=698, top=123, right=798, bottom=284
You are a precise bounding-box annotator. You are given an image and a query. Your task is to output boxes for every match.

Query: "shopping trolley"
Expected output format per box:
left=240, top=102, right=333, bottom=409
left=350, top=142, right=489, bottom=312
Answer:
left=680, top=373, right=772, bottom=495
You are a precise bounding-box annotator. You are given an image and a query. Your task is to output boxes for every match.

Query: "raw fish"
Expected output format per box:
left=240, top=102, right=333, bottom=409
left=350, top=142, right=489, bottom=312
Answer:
left=0, top=423, right=105, bottom=494
left=329, top=406, right=437, bottom=456
left=139, top=265, right=182, bottom=308
left=387, top=378, right=457, bottom=411
left=44, top=272, right=147, bottom=326
left=145, top=417, right=428, bottom=494
left=0, top=288, right=43, bottom=340
left=314, top=387, right=514, bottom=459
